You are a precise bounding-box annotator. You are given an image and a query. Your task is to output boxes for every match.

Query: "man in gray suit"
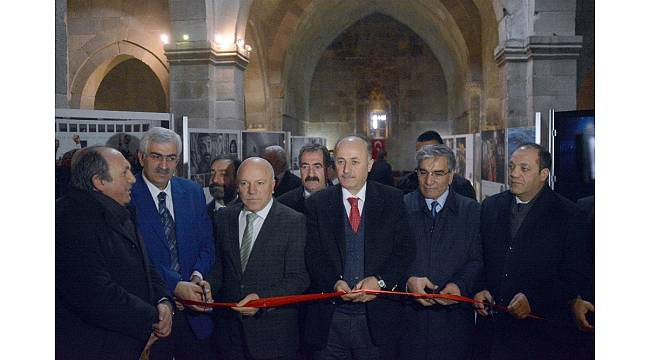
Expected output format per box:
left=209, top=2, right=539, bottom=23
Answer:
left=211, top=157, right=310, bottom=359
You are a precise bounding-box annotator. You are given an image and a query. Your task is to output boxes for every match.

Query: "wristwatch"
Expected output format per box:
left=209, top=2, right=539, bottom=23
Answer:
left=374, top=275, right=387, bottom=290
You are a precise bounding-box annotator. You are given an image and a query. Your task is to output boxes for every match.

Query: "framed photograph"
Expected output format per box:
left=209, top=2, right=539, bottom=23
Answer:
left=453, top=134, right=474, bottom=184
left=241, top=131, right=288, bottom=159
left=480, top=130, right=506, bottom=183
left=187, top=129, right=242, bottom=187
left=506, top=127, right=536, bottom=159
left=289, top=136, right=327, bottom=170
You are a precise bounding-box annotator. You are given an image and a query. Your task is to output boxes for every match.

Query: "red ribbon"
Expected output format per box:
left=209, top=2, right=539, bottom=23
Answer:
left=177, top=289, right=544, bottom=320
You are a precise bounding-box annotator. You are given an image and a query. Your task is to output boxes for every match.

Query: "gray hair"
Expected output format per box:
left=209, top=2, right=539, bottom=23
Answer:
left=263, top=145, right=288, bottom=171
left=299, top=143, right=332, bottom=168
left=139, top=127, right=182, bottom=155
left=334, top=134, right=372, bottom=160
left=70, top=146, right=112, bottom=191
left=415, top=144, right=456, bottom=172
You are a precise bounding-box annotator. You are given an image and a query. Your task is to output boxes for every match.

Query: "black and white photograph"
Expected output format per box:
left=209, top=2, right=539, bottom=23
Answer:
left=290, top=136, right=327, bottom=170
left=241, top=131, right=287, bottom=159
left=188, top=129, right=241, bottom=187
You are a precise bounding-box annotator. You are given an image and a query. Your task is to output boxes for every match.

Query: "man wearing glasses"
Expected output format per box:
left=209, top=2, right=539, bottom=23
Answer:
left=398, top=144, right=483, bottom=359
left=131, top=127, right=217, bottom=359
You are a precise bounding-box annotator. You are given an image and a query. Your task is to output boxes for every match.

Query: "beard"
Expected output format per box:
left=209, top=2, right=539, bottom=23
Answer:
left=209, top=183, right=236, bottom=204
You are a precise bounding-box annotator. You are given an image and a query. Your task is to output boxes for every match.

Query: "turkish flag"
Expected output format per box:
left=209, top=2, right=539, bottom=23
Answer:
left=371, top=139, right=384, bottom=160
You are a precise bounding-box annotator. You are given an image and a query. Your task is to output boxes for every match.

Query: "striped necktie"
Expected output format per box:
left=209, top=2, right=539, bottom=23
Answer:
left=157, top=192, right=180, bottom=272
left=240, top=212, right=257, bottom=272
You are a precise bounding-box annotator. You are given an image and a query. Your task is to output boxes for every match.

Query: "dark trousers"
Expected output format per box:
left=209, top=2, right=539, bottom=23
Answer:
left=216, top=317, right=297, bottom=360
left=313, top=311, right=394, bottom=360
left=149, top=311, right=216, bottom=360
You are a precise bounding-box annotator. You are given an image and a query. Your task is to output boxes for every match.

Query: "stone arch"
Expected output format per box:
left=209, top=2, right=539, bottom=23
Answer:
left=69, top=40, right=169, bottom=109
left=244, top=20, right=271, bottom=129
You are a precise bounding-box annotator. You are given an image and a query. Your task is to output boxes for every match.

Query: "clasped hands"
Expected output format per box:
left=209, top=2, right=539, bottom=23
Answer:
left=473, top=290, right=531, bottom=319
left=334, top=277, right=383, bottom=303
left=406, top=276, right=460, bottom=306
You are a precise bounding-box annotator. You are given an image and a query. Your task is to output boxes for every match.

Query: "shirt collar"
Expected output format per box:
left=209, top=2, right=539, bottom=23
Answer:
left=142, top=172, right=172, bottom=198
left=243, top=198, right=274, bottom=221
left=424, top=187, right=449, bottom=211
left=342, top=183, right=367, bottom=203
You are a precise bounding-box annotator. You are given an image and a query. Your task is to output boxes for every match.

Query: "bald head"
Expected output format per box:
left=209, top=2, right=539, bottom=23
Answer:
left=238, top=157, right=276, bottom=212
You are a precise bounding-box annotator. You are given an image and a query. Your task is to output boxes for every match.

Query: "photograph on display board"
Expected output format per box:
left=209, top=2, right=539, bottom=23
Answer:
left=188, top=130, right=241, bottom=188
left=506, top=127, right=536, bottom=159
left=443, top=137, right=454, bottom=150
left=242, top=131, right=287, bottom=159
left=290, top=137, right=326, bottom=170
left=480, top=130, right=506, bottom=183
left=480, top=180, right=507, bottom=201
left=455, top=137, right=467, bottom=178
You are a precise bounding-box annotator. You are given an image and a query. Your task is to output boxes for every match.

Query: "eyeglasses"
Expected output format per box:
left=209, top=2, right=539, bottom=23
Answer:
left=415, top=168, right=451, bottom=178
left=146, top=152, right=178, bottom=163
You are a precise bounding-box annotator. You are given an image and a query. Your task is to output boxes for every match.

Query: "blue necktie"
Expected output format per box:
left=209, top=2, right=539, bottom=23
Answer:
left=158, top=192, right=180, bottom=272
left=431, top=200, right=439, bottom=227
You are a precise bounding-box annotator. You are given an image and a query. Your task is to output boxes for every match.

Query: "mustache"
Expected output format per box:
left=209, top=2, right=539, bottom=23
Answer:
left=304, top=176, right=321, bottom=182
left=154, top=167, right=172, bottom=175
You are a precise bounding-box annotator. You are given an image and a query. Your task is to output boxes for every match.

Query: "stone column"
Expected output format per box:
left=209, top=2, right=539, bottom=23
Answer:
left=494, top=36, right=582, bottom=129
left=165, top=42, right=249, bottom=130
left=55, top=0, right=68, bottom=108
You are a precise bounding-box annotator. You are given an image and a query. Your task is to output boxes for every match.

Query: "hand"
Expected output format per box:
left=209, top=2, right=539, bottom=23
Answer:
left=507, top=292, right=531, bottom=319
left=334, top=280, right=362, bottom=302
left=173, top=281, right=211, bottom=312
left=473, top=290, right=493, bottom=316
left=232, top=293, right=260, bottom=316
left=351, top=277, right=380, bottom=303
left=435, top=282, right=461, bottom=306
left=142, top=333, right=158, bottom=356
left=406, top=276, right=437, bottom=306
left=152, top=302, right=172, bottom=338
left=572, top=298, right=594, bottom=332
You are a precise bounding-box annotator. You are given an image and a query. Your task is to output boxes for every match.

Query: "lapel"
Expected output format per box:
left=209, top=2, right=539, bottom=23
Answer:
left=363, top=182, right=385, bottom=268
left=228, top=203, right=245, bottom=277
left=327, top=185, right=345, bottom=272
left=512, top=186, right=553, bottom=245
left=133, top=174, right=167, bottom=251
left=170, top=177, right=188, bottom=255
left=494, top=191, right=514, bottom=251
left=431, top=189, right=460, bottom=254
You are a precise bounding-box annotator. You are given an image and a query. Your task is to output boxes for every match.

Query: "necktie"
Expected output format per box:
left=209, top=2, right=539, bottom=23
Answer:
left=240, top=213, right=257, bottom=272
left=431, top=200, right=439, bottom=227
left=348, top=197, right=361, bottom=233
left=157, top=192, right=180, bottom=272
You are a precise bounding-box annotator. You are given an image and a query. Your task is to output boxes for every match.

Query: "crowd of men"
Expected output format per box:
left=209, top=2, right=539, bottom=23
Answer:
left=56, top=127, right=594, bottom=360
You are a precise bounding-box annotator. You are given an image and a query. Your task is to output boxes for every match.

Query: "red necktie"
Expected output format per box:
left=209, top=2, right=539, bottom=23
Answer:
left=347, top=197, right=361, bottom=233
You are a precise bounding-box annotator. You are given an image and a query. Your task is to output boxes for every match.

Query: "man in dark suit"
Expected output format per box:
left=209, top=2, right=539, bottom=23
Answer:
left=277, top=143, right=331, bottom=214
left=206, top=154, right=240, bottom=216
left=368, top=150, right=394, bottom=186
left=397, top=130, right=476, bottom=200
left=212, top=157, right=310, bottom=359
left=56, top=146, right=172, bottom=359
left=130, top=127, right=216, bottom=359
left=304, top=135, right=415, bottom=359
left=472, top=143, right=587, bottom=360
left=399, top=144, right=482, bottom=360
left=263, top=145, right=301, bottom=197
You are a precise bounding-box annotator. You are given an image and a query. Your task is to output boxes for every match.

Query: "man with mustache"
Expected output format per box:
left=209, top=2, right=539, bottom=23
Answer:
left=130, top=127, right=217, bottom=359
left=472, top=143, right=588, bottom=360
left=277, top=143, right=331, bottom=214
left=207, top=154, right=240, bottom=215
left=56, top=146, right=173, bottom=359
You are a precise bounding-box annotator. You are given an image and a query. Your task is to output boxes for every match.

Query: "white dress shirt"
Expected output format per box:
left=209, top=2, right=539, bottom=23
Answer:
left=342, top=183, right=367, bottom=218
left=238, top=198, right=274, bottom=248
left=142, top=173, right=174, bottom=220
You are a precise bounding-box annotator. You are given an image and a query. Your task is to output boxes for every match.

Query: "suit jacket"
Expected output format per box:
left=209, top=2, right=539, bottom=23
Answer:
left=276, top=185, right=307, bottom=214
left=474, top=186, right=588, bottom=359
left=130, top=174, right=215, bottom=339
left=399, top=189, right=482, bottom=360
left=275, top=169, right=302, bottom=197
left=211, top=201, right=309, bottom=358
left=397, top=171, right=476, bottom=200
left=56, top=189, right=168, bottom=359
left=368, top=159, right=394, bottom=186
left=303, top=181, right=416, bottom=349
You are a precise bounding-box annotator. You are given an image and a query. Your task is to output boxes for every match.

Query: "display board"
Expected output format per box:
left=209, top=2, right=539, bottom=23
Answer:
left=242, top=131, right=289, bottom=159
left=187, top=129, right=242, bottom=188
left=480, top=129, right=506, bottom=183
left=290, top=136, right=327, bottom=170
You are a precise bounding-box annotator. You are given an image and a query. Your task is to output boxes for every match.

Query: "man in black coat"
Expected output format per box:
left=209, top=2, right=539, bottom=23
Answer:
left=367, top=150, right=394, bottom=186
left=399, top=144, right=482, bottom=360
left=277, top=143, right=331, bottom=214
left=472, top=143, right=587, bottom=360
left=56, top=146, right=173, bottom=359
left=397, top=130, right=476, bottom=200
left=263, top=145, right=301, bottom=197
left=304, top=136, right=415, bottom=359
left=211, top=157, right=310, bottom=359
